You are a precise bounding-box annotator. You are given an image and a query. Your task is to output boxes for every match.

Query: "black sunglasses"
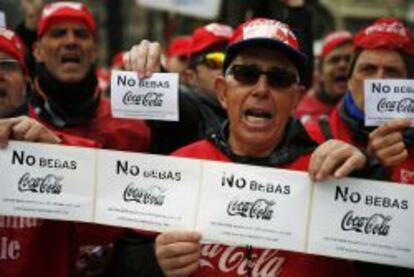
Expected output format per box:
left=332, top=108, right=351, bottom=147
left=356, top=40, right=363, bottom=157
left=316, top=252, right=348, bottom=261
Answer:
left=227, top=64, right=299, bottom=89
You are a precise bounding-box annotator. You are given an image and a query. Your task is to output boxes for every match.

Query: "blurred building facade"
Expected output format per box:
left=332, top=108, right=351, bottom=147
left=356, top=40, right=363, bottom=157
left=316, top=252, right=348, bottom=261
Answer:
left=0, top=0, right=412, bottom=66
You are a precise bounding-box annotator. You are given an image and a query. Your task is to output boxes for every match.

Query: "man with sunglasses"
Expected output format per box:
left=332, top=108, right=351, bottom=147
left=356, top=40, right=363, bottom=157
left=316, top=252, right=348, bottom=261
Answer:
left=142, top=18, right=371, bottom=276
left=149, top=23, right=233, bottom=155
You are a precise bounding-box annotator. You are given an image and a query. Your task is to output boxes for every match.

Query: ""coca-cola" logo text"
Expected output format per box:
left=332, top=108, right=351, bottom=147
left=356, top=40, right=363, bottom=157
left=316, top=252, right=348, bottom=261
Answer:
left=200, top=244, right=285, bottom=276
left=227, top=198, right=275, bottom=220
left=341, top=210, right=392, bottom=236
left=122, top=91, right=163, bottom=106
left=123, top=183, right=166, bottom=206
left=377, top=97, right=414, bottom=113
left=18, top=172, right=63, bottom=194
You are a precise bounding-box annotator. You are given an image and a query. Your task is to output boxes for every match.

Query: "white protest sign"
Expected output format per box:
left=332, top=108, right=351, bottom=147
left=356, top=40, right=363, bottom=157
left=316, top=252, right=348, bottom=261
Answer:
left=94, top=150, right=202, bottom=232
left=195, top=161, right=311, bottom=251
left=0, top=11, right=5, bottom=28
left=0, top=141, right=96, bottom=222
left=137, top=0, right=221, bottom=19
left=111, top=70, right=179, bottom=121
left=308, top=177, right=414, bottom=268
left=364, top=79, right=414, bottom=126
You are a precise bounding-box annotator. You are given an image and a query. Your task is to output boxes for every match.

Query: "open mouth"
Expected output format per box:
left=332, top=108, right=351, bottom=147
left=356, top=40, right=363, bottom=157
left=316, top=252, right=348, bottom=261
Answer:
left=244, top=108, right=273, bottom=124
left=334, top=75, right=347, bottom=83
left=61, top=56, right=81, bottom=65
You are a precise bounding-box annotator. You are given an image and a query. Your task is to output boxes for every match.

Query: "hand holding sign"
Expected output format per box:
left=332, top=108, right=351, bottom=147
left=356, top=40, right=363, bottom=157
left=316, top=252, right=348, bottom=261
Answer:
left=309, top=139, right=366, bottom=182
left=155, top=231, right=202, bottom=277
left=0, top=116, right=61, bottom=147
left=123, top=40, right=162, bottom=78
left=368, top=118, right=410, bottom=167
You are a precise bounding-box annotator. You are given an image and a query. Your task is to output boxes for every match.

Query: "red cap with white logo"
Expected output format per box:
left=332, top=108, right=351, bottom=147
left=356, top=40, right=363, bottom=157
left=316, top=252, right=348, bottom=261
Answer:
left=189, top=23, right=233, bottom=56
left=167, top=36, right=192, bottom=57
left=37, top=2, right=96, bottom=38
left=223, top=18, right=306, bottom=79
left=354, top=18, right=414, bottom=54
left=0, top=28, right=27, bottom=75
left=320, top=30, right=353, bottom=58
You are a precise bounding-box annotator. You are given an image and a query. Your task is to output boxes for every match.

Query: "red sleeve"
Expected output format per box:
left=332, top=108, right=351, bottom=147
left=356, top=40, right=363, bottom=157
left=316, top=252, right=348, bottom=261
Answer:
left=55, top=131, right=102, bottom=148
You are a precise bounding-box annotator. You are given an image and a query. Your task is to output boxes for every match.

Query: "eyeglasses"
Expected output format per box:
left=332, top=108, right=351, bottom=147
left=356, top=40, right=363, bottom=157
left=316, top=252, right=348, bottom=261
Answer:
left=227, top=64, right=299, bottom=89
left=193, top=52, right=225, bottom=69
left=0, top=59, right=22, bottom=73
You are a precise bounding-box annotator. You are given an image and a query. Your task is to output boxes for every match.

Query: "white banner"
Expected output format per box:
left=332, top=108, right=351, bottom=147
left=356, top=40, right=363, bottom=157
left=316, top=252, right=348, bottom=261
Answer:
left=137, top=0, right=222, bottom=19
left=196, top=161, right=311, bottom=251
left=0, top=141, right=96, bottom=222
left=364, top=79, right=414, bottom=126
left=111, top=70, right=179, bottom=121
left=95, top=150, right=201, bottom=232
left=308, top=178, right=414, bottom=268
left=1, top=141, right=414, bottom=268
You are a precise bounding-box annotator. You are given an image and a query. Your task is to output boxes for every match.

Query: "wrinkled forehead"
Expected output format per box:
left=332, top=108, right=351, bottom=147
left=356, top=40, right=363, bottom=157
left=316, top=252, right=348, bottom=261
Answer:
left=231, top=47, right=298, bottom=72
left=357, top=49, right=407, bottom=70
left=42, top=20, right=93, bottom=36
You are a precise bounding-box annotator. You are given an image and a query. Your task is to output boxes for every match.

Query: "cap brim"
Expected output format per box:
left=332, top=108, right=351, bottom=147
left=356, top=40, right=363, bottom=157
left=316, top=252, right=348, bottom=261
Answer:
left=223, top=38, right=307, bottom=80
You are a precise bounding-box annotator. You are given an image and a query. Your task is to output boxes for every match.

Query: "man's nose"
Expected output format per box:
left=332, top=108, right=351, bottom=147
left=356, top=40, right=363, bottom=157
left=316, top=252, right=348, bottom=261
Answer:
left=252, top=74, right=270, bottom=97
left=63, top=30, right=79, bottom=46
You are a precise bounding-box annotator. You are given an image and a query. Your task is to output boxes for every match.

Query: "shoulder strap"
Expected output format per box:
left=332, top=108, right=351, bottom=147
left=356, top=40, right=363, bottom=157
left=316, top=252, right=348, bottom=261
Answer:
left=318, top=117, right=333, bottom=141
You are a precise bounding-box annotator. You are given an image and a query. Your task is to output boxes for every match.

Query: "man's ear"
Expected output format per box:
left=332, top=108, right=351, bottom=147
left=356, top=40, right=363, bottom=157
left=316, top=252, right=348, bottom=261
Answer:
left=215, top=76, right=228, bottom=110
left=32, top=41, right=42, bottom=62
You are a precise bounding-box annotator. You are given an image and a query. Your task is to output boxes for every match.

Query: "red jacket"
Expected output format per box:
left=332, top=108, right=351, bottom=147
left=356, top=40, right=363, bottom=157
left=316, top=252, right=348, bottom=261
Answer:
left=172, top=139, right=356, bottom=277
left=29, top=97, right=151, bottom=152
left=295, top=94, right=335, bottom=125
left=306, top=105, right=414, bottom=184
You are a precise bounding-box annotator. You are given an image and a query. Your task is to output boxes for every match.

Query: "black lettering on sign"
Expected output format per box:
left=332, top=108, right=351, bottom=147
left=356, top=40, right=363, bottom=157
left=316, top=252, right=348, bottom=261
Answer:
left=11, top=151, right=36, bottom=166
left=227, top=198, right=275, bottom=220
left=116, top=160, right=140, bottom=176
left=334, top=186, right=361, bottom=204
left=340, top=210, right=392, bottom=236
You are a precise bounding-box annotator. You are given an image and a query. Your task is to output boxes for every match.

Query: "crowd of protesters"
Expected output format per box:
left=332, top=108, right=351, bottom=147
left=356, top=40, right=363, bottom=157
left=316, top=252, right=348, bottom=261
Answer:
left=0, top=0, right=413, bottom=276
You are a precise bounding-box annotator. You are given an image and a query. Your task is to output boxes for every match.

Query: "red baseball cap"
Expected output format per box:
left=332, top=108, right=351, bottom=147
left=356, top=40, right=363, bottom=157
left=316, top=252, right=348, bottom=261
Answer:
left=354, top=18, right=414, bottom=54
left=223, top=18, right=306, bottom=79
left=37, top=2, right=97, bottom=38
left=167, top=36, right=191, bottom=57
left=189, top=23, right=233, bottom=56
left=0, top=28, right=27, bottom=75
left=320, top=30, right=353, bottom=58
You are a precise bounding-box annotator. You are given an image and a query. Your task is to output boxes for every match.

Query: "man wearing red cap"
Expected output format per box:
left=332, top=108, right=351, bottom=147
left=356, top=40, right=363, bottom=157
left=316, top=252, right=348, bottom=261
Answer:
left=296, top=30, right=353, bottom=124
left=141, top=18, right=372, bottom=277
left=165, top=35, right=191, bottom=78
left=306, top=19, right=414, bottom=274
left=149, top=23, right=233, bottom=154
left=29, top=2, right=151, bottom=152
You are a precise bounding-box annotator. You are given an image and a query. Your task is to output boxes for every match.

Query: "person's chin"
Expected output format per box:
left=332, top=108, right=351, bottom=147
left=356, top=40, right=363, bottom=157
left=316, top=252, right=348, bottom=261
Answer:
left=57, top=73, right=85, bottom=84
